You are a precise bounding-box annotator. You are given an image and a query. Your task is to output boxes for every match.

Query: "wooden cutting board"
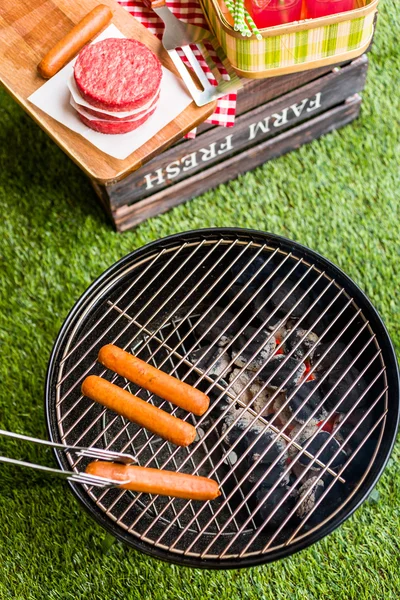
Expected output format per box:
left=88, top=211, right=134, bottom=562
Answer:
left=0, top=0, right=217, bottom=183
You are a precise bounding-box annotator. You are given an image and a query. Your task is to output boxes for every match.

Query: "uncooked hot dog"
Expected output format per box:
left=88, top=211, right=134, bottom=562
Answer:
left=86, top=461, right=221, bottom=500
left=81, top=375, right=196, bottom=447
left=37, top=5, right=113, bottom=79
left=98, top=345, right=210, bottom=416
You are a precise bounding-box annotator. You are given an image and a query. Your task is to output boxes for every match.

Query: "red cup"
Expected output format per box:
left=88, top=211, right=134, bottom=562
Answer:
left=306, top=0, right=355, bottom=18
left=245, top=0, right=303, bottom=28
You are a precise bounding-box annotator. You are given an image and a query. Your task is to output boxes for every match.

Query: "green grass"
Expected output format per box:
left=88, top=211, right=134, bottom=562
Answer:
left=0, top=0, right=399, bottom=597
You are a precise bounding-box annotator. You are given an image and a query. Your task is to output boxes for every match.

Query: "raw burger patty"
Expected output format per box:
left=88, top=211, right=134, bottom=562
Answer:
left=76, top=90, right=160, bottom=122
left=78, top=104, right=158, bottom=134
left=74, top=38, right=162, bottom=112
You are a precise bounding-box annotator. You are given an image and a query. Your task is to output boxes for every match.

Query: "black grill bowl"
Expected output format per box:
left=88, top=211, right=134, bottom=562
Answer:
left=45, top=228, right=399, bottom=569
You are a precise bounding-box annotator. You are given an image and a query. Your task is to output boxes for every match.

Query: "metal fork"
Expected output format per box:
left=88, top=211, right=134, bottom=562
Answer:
left=144, top=0, right=243, bottom=105
left=0, top=429, right=136, bottom=488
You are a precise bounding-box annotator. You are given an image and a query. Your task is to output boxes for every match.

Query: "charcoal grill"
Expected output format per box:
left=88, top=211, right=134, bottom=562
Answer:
left=45, top=229, right=399, bottom=568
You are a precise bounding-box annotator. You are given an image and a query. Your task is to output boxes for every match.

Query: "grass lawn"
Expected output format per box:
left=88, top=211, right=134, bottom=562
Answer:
left=0, top=0, right=399, bottom=598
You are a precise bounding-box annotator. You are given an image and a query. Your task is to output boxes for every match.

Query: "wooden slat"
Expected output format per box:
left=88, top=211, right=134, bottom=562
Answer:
left=111, top=95, right=362, bottom=231
left=103, top=55, right=368, bottom=209
left=170, top=59, right=349, bottom=140
left=0, top=0, right=217, bottom=183
left=203, top=60, right=352, bottom=128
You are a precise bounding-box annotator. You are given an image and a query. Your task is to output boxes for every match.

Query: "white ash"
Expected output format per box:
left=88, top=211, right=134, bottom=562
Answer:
left=272, top=391, right=292, bottom=426
left=272, top=319, right=289, bottom=338
left=228, top=368, right=279, bottom=417
left=228, top=368, right=255, bottom=404
left=280, top=468, right=290, bottom=487
left=287, top=419, right=320, bottom=459
left=290, top=460, right=308, bottom=481
left=278, top=468, right=290, bottom=487
left=194, top=427, right=205, bottom=442
left=296, top=475, right=325, bottom=519
left=249, top=382, right=276, bottom=417
left=220, top=405, right=265, bottom=440
left=226, top=450, right=238, bottom=465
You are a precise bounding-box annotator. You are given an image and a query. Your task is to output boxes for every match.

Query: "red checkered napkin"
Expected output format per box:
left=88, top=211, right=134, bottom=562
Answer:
left=117, top=0, right=237, bottom=136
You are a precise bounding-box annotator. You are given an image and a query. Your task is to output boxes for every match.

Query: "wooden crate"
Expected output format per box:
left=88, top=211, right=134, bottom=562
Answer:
left=93, top=54, right=368, bottom=232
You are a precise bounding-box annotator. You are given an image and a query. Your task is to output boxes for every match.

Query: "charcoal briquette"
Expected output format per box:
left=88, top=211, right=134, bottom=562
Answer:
left=231, top=255, right=276, bottom=288
left=314, top=343, right=369, bottom=412
left=189, top=345, right=231, bottom=378
left=268, top=276, right=318, bottom=320
left=321, top=369, right=368, bottom=413
left=194, top=307, right=241, bottom=347
left=334, top=409, right=376, bottom=456
left=248, top=463, right=289, bottom=487
left=255, top=484, right=298, bottom=528
left=314, top=342, right=346, bottom=374
left=222, top=282, right=282, bottom=330
left=272, top=392, right=292, bottom=426
left=287, top=380, right=326, bottom=424
left=257, top=355, right=306, bottom=391
left=220, top=407, right=263, bottom=444
left=221, top=408, right=287, bottom=465
left=285, top=327, right=319, bottom=361
left=304, top=477, right=344, bottom=526
left=298, top=431, right=347, bottom=470
left=232, top=327, right=276, bottom=371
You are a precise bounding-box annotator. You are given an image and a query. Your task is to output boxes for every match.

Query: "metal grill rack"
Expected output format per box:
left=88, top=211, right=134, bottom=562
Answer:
left=47, top=233, right=393, bottom=563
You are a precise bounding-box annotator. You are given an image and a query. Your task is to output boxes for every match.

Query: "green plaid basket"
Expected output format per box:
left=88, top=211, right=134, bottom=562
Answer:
left=199, top=0, right=378, bottom=78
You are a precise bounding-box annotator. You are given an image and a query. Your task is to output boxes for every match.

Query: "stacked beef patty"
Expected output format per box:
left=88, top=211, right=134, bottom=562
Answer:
left=73, top=38, right=162, bottom=134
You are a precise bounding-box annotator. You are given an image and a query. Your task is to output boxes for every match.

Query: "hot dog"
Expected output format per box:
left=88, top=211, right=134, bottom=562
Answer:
left=86, top=461, right=221, bottom=500
left=98, top=345, right=210, bottom=416
left=81, top=375, right=196, bottom=447
left=37, top=5, right=113, bottom=79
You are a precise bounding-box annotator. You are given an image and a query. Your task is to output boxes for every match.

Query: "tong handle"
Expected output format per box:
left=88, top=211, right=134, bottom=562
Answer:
left=0, top=429, right=136, bottom=488
left=0, top=456, right=129, bottom=489
left=0, top=429, right=136, bottom=464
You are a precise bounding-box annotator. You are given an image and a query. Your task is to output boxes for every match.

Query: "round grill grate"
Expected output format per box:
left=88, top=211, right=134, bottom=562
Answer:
left=45, top=230, right=399, bottom=567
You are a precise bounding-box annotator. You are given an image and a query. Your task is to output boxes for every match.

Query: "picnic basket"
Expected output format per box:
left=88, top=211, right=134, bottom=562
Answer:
left=198, top=0, right=378, bottom=78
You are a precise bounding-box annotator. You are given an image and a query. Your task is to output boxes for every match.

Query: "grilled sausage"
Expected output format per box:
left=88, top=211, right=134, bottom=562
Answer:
left=81, top=375, right=196, bottom=447
left=37, top=5, right=113, bottom=78
left=98, top=345, right=210, bottom=416
left=86, top=461, right=221, bottom=500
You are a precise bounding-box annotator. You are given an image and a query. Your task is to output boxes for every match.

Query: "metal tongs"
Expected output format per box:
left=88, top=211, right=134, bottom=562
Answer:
left=0, top=430, right=136, bottom=489
left=143, top=0, right=243, bottom=106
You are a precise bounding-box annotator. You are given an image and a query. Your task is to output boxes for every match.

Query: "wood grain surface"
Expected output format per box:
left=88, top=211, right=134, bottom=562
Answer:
left=0, top=0, right=217, bottom=183
left=101, top=56, right=368, bottom=209
left=107, top=95, right=362, bottom=231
